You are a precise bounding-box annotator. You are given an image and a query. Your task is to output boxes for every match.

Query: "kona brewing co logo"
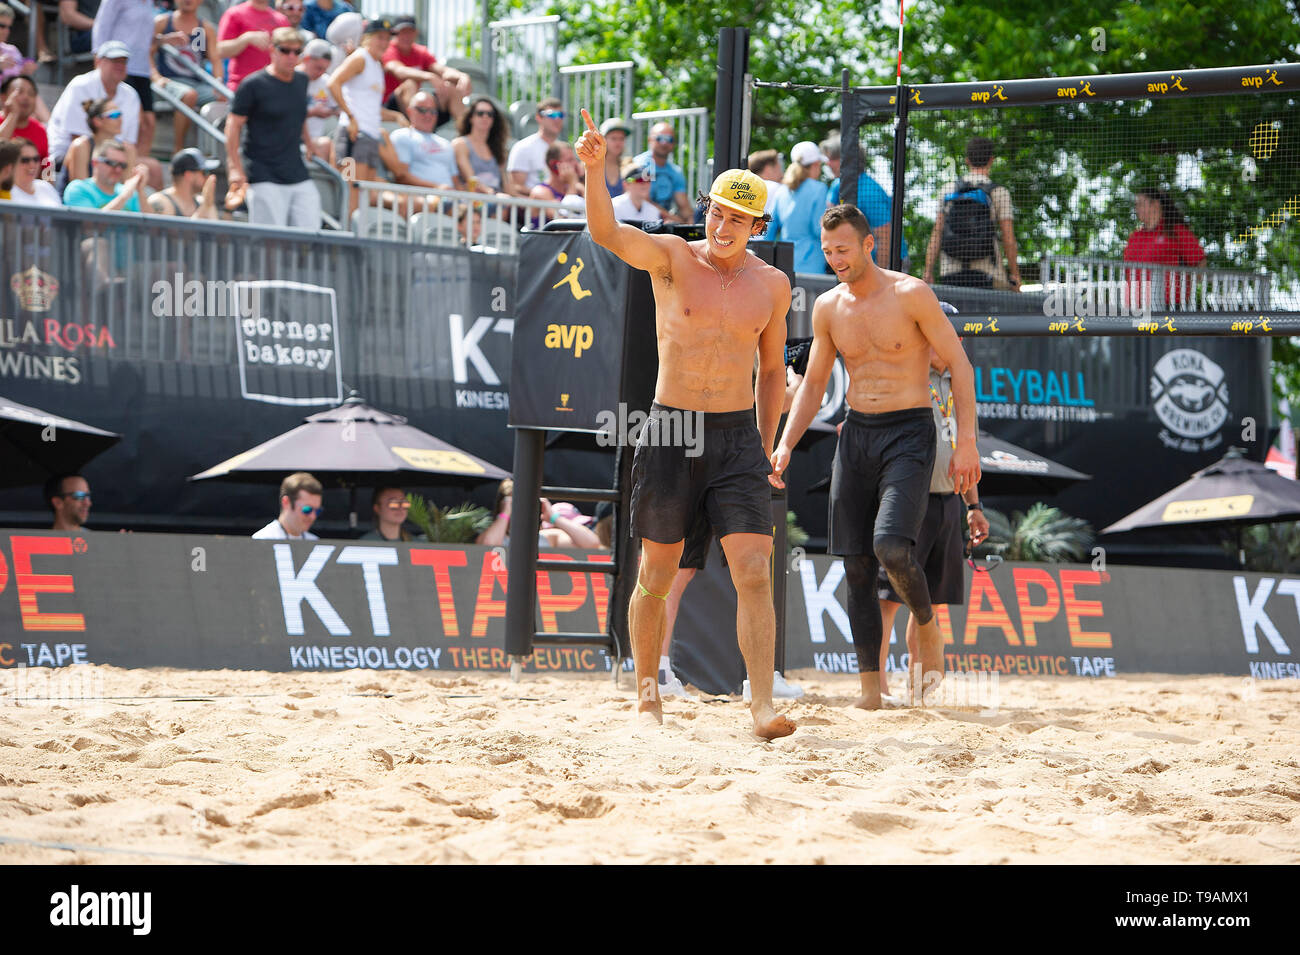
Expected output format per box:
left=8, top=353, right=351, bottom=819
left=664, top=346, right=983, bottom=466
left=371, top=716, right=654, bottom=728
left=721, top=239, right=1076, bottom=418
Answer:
left=9, top=266, right=59, bottom=312
left=1149, top=348, right=1229, bottom=453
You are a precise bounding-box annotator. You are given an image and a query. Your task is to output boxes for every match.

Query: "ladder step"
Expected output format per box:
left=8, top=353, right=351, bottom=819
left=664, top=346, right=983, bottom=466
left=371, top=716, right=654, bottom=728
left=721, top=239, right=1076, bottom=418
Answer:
left=532, top=632, right=614, bottom=647
left=537, top=559, right=617, bottom=573
left=539, top=486, right=620, bottom=502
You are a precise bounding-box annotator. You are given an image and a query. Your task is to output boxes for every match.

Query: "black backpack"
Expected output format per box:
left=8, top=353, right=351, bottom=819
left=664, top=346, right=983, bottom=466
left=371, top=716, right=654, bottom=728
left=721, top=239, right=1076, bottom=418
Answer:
left=940, top=179, right=999, bottom=265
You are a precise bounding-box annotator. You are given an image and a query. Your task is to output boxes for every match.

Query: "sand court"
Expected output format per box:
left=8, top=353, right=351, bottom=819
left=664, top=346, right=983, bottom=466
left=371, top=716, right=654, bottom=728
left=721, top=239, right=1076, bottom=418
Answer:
left=0, top=666, right=1296, bottom=864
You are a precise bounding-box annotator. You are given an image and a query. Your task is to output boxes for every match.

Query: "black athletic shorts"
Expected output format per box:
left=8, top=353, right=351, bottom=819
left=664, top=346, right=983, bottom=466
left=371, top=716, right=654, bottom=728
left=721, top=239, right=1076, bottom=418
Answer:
left=126, top=74, right=155, bottom=113
left=630, top=403, right=772, bottom=547
left=877, top=493, right=965, bottom=605
left=828, top=406, right=936, bottom=555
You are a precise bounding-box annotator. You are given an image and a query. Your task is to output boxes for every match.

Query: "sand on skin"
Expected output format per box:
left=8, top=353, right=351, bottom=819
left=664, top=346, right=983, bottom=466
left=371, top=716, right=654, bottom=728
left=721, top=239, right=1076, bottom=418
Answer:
left=0, top=665, right=1296, bottom=864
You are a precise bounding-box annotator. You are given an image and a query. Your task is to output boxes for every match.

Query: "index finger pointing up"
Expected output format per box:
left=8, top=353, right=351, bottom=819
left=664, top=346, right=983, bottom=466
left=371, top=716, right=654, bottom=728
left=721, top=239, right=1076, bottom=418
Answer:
left=580, top=108, right=598, bottom=133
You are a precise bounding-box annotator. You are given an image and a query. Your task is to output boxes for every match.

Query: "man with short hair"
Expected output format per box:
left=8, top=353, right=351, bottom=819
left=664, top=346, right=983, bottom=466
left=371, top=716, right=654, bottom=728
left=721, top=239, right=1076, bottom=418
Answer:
left=506, top=96, right=563, bottom=197
left=823, top=132, right=909, bottom=271
left=297, top=37, right=337, bottom=161
left=225, top=26, right=321, bottom=229
left=253, top=471, right=324, bottom=539
left=46, top=42, right=141, bottom=167
left=772, top=204, right=980, bottom=710
left=360, top=486, right=416, bottom=541
left=46, top=474, right=92, bottom=531
left=924, top=135, right=1020, bottom=289
left=747, top=147, right=782, bottom=216
left=275, top=0, right=310, bottom=35
left=381, top=88, right=454, bottom=188
left=0, top=75, right=48, bottom=161
left=381, top=16, right=469, bottom=123
left=633, top=121, right=690, bottom=223
left=578, top=109, right=796, bottom=741
left=147, top=147, right=219, bottom=218
left=217, top=0, right=290, bottom=91
left=63, top=138, right=150, bottom=211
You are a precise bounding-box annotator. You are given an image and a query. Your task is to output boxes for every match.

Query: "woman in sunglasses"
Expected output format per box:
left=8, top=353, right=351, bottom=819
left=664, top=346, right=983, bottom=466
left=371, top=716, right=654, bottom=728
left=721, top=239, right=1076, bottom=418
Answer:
left=61, top=97, right=124, bottom=187
left=5, top=138, right=60, bottom=206
left=451, top=95, right=508, bottom=198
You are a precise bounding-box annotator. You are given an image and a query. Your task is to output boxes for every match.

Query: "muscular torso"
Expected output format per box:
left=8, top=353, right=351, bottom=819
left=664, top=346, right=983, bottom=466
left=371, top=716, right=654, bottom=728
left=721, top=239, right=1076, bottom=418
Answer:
left=827, top=269, right=931, bottom=414
left=649, top=240, right=780, bottom=412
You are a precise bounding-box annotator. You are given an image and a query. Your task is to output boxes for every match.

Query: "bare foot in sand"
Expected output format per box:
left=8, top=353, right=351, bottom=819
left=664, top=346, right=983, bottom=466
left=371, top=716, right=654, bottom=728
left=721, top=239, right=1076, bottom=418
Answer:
left=915, top=617, right=945, bottom=705
left=853, top=672, right=883, bottom=710
left=752, top=704, right=796, bottom=740
left=637, top=676, right=664, bottom=725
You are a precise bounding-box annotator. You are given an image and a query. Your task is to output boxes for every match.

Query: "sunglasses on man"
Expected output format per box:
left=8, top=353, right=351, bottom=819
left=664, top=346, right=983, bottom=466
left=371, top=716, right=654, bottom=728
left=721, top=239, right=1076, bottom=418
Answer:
left=60, top=490, right=92, bottom=501
left=104, top=109, right=123, bottom=120
left=653, top=134, right=675, bottom=144
left=540, top=109, right=564, bottom=119
left=276, top=45, right=302, bottom=55
left=96, top=158, right=127, bottom=170
left=412, top=105, right=436, bottom=115
left=18, top=155, right=41, bottom=165
left=964, top=539, right=1002, bottom=574
left=299, top=503, right=323, bottom=516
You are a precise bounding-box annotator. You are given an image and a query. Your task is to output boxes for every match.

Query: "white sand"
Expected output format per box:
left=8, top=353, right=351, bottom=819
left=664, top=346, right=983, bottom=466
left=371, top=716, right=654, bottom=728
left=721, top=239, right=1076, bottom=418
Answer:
left=0, top=666, right=1296, bottom=864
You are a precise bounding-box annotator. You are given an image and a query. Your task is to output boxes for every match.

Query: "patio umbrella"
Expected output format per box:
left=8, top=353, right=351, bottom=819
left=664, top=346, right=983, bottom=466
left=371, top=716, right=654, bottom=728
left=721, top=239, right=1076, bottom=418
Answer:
left=0, top=396, right=121, bottom=489
left=807, top=429, right=1089, bottom=495
left=1100, top=447, right=1300, bottom=567
left=191, top=392, right=510, bottom=525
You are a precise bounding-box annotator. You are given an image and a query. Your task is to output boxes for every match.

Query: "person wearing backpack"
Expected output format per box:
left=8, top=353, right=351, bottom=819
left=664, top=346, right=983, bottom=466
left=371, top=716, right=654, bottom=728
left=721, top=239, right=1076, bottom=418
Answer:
left=923, top=136, right=1020, bottom=290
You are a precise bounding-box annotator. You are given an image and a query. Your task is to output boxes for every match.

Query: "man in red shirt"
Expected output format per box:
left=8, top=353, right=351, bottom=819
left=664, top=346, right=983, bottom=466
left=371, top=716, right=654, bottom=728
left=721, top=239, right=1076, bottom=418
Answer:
left=218, top=0, right=290, bottom=89
left=381, top=16, right=469, bottom=124
left=0, top=75, right=47, bottom=160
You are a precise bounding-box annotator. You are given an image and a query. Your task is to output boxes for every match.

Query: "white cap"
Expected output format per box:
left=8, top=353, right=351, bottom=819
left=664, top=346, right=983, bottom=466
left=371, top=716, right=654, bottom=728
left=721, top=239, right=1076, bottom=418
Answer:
left=790, top=140, right=830, bottom=166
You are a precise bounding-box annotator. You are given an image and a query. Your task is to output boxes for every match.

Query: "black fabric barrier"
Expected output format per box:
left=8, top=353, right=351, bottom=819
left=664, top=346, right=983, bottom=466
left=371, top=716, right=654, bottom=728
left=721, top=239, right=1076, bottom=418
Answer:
left=2, top=531, right=1295, bottom=685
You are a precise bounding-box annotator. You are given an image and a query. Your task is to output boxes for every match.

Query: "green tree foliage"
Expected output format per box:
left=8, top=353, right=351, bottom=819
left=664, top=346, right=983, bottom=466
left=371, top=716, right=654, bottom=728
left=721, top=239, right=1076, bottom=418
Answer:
left=976, top=503, right=1095, bottom=563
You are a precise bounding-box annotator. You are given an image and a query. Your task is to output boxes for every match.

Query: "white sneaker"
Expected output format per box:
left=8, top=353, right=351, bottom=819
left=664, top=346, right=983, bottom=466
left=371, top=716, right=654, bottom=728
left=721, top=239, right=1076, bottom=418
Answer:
left=742, top=672, right=805, bottom=703
left=658, top=672, right=697, bottom=700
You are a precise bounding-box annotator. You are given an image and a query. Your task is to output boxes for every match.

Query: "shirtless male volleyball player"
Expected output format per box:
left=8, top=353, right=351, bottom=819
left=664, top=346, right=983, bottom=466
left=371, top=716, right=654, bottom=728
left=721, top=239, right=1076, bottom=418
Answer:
left=771, top=204, right=980, bottom=710
left=576, top=108, right=797, bottom=740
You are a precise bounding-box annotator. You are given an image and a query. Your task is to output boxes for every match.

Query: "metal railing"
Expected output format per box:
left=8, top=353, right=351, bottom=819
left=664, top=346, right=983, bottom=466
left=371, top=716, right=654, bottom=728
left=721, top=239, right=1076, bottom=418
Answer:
left=561, top=62, right=635, bottom=143
left=484, top=15, right=559, bottom=111
left=631, top=107, right=711, bottom=205
left=353, top=180, right=571, bottom=253
left=1042, top=255, right=1273, bottom=313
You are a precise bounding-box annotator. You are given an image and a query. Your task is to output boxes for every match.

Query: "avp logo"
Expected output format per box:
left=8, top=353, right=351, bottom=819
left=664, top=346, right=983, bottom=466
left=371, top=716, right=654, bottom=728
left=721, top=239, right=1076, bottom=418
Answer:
left=1150, top=348, right=1229, bottom=452
left=545, top=323, right=594, bottom=357
left=551, top=251, right=592, bottom=300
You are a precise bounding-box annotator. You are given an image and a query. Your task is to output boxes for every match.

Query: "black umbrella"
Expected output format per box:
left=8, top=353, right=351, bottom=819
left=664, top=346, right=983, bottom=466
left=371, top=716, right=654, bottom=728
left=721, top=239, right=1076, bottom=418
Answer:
left=0, top=396, right=121, bottom=489
left=1101, top=447, right=1300, bottom=566
left=807, top=429, right=1090, bottom=494
left=191, top=392, right=510, bottom=525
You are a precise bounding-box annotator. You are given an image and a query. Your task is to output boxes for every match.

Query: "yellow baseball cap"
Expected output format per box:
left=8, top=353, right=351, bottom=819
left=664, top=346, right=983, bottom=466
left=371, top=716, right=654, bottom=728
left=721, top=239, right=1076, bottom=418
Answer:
left=708, top=169, right=767, bottom=218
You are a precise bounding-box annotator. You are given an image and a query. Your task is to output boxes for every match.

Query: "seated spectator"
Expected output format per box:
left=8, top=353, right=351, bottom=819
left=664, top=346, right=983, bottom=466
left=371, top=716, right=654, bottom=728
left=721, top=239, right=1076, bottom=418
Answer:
left=611, top=158, right=659, bottom=224
left=0, top=75, right=47, bottom=161
left=60, top=96, right=121, bottom=186
left=382, top=89, right=453, bottom=189
left=1123, top=187, right=1205, bottom=308
left=225, top=28, right=321, bottom=228
left=58, top=0, right=101, bottom=58
left=0, top=4, right=39, bottom=85
left=599, top=116, right=631, bottom=198
left=506, top=97, right=564, bottom=197
left=475, top=480, right=600, bottom=549
left=359, top=486, right=419, bottom=541
left=7, top=138, right=60, bottom=205
left=252, top=471, right=323, bottom=539
left=381, top=15, right=468, bottom=124
left=45, top=474, right=92, bottom=531
left=329, top=18, right=406, bottom=212
left=147, top=147, right=219, bottom=218
left=0, top=138, right=20, bottom=197
left=275, top=0, right=313, bottom=39
left=64, top=138, right=149, bottom=210
left=217, top=0, right=289, bottom=91
left=747, top=147, right=782, bottom=216
left=47, top=42, right=141, bottom=168
left=151, top=0, right=225, bottom=152
left=633, top=121, right=691, bottom=223
left=302, top=0, right=354, bottom=41
left=769, top=140, right=830, bottom=273
left=450, top=95, right=507, bottom=197
left=529, top=140, right=583, bottom=226
left=823, top=132, right=909, bottom=269
left=92, top=0, right=160, bottom=163
left=297, top=37, right=337, bottom=162
left=924, top=135, right=1019, bottom=289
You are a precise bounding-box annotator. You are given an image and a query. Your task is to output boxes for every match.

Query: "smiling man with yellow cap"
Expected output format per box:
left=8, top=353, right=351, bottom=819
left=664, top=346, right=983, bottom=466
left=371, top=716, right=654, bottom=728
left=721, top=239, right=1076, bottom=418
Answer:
left=575, top=108, right=797, bottom=742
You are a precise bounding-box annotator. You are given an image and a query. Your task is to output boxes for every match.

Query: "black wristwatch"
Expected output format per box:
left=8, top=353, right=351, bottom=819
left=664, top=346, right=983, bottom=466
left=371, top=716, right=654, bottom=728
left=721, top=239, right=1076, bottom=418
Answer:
left=966, top=501, right=983, bottom=512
